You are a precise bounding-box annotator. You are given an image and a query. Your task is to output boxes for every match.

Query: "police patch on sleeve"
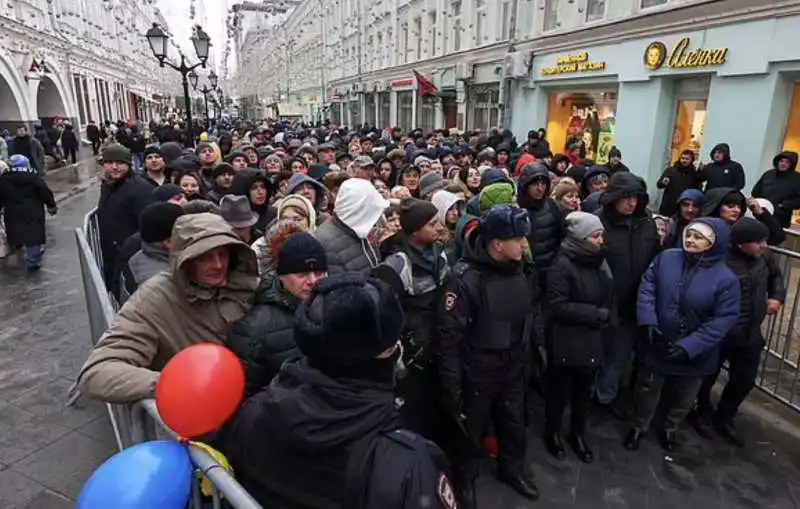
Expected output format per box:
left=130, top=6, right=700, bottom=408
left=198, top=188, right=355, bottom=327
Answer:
left=437, top=473, right=458, bottom=509
left=444, top=292, right=457, bottom=312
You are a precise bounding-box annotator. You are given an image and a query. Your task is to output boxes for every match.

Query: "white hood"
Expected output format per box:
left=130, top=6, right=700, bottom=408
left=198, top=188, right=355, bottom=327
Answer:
left=335, top=179, right=390, bottom=239
left=431, top=190, right=463, bottom=225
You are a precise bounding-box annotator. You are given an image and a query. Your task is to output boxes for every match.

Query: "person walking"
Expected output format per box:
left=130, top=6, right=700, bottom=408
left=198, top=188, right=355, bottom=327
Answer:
left=59, top=123, right=80, bottom=165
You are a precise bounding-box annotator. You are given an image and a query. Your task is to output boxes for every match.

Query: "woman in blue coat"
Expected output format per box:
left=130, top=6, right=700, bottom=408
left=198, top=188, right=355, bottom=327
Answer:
left=623, top=217, right=740, bottom=453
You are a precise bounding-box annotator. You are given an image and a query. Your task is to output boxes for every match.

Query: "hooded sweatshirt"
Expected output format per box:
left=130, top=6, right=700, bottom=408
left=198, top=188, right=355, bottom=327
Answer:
left=517, top=162, right=564, bottom=284
left=77, top=213, right=259, bottom=403
left=751, top=151, right=800, bottom=228
left=287, top=172, right=327, bottom=214
left=314, top=179, right=389, bottom=275
left=703, top=143, right=746, bottom=191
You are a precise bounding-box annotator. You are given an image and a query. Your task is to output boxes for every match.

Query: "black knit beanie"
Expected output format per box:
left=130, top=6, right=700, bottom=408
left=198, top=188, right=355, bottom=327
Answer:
left=139, top=203, right=185, bottom=244
left=399, top=197, right=438, bottom=235
left=276, top=233, right=328, bottom=275
left=294, top=273, right=405, bottom=368
left=212, top=163, right=235, bottom=179
left=152, top=183, right=183, bottom=202
left=143, top=145, right=162, bottom=159
left=731, top=217, right=769, bottom=245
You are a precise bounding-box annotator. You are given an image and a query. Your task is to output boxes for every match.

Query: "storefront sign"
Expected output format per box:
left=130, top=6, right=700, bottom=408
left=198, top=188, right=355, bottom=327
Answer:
left=391, top=79, right=415, bottom=88
left=644, top=38, right=728, bottom=71
left=540, top=52, right=606, bottom=76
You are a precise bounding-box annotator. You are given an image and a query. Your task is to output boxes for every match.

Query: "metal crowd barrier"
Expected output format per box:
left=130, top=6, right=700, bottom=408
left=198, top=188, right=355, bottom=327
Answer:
left=75, top=208, right=262, bottom=509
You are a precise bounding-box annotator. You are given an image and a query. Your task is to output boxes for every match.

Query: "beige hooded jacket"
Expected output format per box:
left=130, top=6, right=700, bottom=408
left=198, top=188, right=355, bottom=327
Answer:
left=77, top=213, right=259, bottom=403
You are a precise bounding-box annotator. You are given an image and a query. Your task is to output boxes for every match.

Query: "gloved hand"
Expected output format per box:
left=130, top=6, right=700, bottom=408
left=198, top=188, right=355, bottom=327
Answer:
left=663, top=344, right=689, bottom=363
left=597, top=307, right=610, bottom=324
left=47, top=207, right=57, bottom=216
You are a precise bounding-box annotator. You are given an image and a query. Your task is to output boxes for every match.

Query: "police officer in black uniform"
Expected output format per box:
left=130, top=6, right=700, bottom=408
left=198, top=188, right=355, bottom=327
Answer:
left=438, top=205, right=540, bottom=508
left=220, top=274, right=458, bottom=509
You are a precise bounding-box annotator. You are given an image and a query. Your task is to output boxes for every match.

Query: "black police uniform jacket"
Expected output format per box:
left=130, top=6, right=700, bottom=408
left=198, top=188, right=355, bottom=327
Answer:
left=438, top=232, right=540, bottom=408
left=220, top=358, right=457, bottom=509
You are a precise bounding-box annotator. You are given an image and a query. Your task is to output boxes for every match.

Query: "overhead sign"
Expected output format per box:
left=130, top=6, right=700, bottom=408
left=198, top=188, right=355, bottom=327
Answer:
left=391, top=79, right=415, bottom=88
left=540, top=52, right=606, bottom=77
left=644, top=37, right=728, bottom=70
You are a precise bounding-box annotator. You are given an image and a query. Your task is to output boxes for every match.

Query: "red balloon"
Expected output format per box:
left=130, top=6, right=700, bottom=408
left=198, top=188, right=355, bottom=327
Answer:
left=156, top=343, right=245, bottom=438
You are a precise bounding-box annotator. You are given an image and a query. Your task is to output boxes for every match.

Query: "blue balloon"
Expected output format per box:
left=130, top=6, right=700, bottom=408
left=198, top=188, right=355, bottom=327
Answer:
left=77, top=441, right=192, bottom=509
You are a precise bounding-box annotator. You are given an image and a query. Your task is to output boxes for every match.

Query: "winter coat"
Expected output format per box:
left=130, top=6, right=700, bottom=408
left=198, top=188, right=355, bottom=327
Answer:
left=596, top=172, right=661, bottom=319
left=751, top=151, right=800, bottom=228
left=656, top=158, right=706, bottom=216
left=119, top=243, right=171, bottom=302
left=517, top=163, right=565, bottom=287
left=77, top=213, right=259, bottom=403
left=219, top=358, right=454, bottom=509
left=638, top=217, right=740, bottom=376
left=228, top=273, right=301, bottom=398
left=725, top=248, right=785, bottom=348
left=703, top=143, right=746, bottom=191
left=0, top=168, right=55, bottom=246
left=97, top=171, right=154, bottom=286
left=598, top=161, right=630, bottom=176
left=702, top=187, right=786, bottom=245
left=86, top=124, right=100, bottom=142
left=60, top=127, right=79, bottom=150
left=581, top=165, right=611, bottom=197
left=10, top=135, right=45, bottom=173
left=315, top=216, right=381, bottom=275
left=546, top=239, right=616, bottom=367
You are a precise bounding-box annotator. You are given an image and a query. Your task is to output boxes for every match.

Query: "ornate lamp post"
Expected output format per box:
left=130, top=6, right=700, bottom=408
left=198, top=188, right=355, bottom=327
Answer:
left=190, top=70, right=218, bottom=131
left=145, top=23, right=211, bottom=147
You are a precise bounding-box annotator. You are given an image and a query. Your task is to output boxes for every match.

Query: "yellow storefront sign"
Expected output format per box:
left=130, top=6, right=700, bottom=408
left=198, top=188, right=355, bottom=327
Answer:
left=541, top=52, right=607, bottom=77
left=644, top=37, right=728, bottom=71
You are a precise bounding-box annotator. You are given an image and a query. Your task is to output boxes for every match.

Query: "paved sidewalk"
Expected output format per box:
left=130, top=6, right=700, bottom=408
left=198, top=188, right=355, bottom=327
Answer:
left=44, top=155, right=101, bottom=204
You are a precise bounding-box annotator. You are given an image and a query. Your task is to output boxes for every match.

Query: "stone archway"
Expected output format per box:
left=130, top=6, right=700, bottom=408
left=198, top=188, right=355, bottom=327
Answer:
left=36, top=75, right=68, bottom=120
left=0, top=73, right=23, bottom=123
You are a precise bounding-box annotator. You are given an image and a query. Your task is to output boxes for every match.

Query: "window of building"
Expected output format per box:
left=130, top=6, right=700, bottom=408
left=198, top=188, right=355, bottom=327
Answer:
left=475, top=0, right=486, bottom=46
left=73, top=75, right=87, bottom=126
left=641, top=0, right=668, bottom=7
left=544, top=0, right=559, bottom=32
left=414, top=17, right=422, bottom=61
left=783, top=83, right=800, bottom=154
left=401, top=23, right=409, bottom=64
left=398, top=91, right=414, bottom=131
left=546, top=91, right=618, bottom=163
left=428, top=11, right=437, bottom=56
left=669, top=76, right=709, bottom=165
left=470, top=86, right=500, bottom=131
left=376, top=32, right=384, bottom=68
left=500, top=0, right=511, bottom=41
left=586, top=0, right=606, bottom=22
left=82, top=76, right=92, bottom=121
left=452, top=1, right=462, bottom=52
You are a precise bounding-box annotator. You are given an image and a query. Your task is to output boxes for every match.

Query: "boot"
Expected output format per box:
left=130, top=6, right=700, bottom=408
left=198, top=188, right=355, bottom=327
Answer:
left=568, top=435, right=594, bottom=464
left=712, top=419, right=745, bottom=447
left=687, top=406, right=714, bottom=439
left=659, top=430, right=678, bottom=452
left=497, top=467, right=540, bottom=501
left=456, top=478, right=477, bottom=509
left=543, top=431, right=566, bottom=460
left=623, top=428, right=642, bottom=451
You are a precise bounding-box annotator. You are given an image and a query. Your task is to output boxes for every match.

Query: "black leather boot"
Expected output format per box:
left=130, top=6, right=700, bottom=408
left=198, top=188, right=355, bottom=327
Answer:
left=659, top=430, right=678, bottom=452
left=569, top=435, right=594, bottom=463
left=544, top=431, right=567, bottom=460
left=623, top=428, right=642, bottom=451
left=713, top=419, right=745, bottom=447
left=497, top=468, right=540, bottom=501
left=687, top=406, right=714, bottom=439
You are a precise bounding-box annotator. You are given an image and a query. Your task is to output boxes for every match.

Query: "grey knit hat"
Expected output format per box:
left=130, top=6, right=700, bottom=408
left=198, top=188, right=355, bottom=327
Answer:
left=565, top=211, right=604, bottom=240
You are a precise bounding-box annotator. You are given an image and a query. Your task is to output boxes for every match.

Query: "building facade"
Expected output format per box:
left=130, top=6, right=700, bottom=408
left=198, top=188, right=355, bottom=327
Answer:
left=0, top=0, right=180, bottom=134
left=234, top=0, right=800, bottom=187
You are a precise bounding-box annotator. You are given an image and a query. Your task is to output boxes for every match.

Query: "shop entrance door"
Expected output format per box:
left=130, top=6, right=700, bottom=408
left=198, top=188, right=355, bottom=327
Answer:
left=668, top=76, right=710, bottom=166
left=443, top=96, right=457, bottom=129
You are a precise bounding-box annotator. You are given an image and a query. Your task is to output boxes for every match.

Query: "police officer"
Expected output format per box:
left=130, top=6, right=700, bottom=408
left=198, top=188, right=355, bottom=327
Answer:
left=220, top=274, right=458, bottom=509
left=438, top=205, right=540, bottom=508
left=381, top=198, right=450, bottom=439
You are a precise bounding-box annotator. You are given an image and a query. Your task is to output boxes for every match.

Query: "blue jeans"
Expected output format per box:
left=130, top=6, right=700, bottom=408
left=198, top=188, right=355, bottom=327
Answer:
left=24, top=244, right=44, bottom=267
left=131, top=152, right=144, bottom=172
left=595, top=320, right=638, bottom=404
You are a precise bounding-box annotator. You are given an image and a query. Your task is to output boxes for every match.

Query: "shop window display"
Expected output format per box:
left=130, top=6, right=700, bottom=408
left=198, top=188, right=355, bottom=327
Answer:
left=670, top=100, right=706, bottom=166
left=546, top=91, right=617, bottom=164
left=783, top=83, right=800, bottom=154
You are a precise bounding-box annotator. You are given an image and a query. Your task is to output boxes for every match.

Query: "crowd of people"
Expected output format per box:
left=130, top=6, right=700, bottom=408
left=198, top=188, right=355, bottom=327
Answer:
left=61, top=118, right=799, bottom=508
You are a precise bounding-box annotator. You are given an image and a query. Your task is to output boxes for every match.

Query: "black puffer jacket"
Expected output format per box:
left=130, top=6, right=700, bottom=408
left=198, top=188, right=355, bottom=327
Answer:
left=228, top=273, right=301, bottom=397
left=656, top=154, right=707, bottom=216
left=751, top=151, right=800, bottom=228
left=596, top=172, right=660, bottom=319
left=704, top=143, right=746, bottom=191
left=546, top=239, right=616, bottom=367
left=517, top=163, right=564, bottom=287
left=230, top=168, right=276, bottom=239
left=725, top=248, right=785, bottom=348
left=702, top=187, right=786, bottom=245
left=0, top=169, right=55, bottom=247
left=581, top=165, right=611, bottom=197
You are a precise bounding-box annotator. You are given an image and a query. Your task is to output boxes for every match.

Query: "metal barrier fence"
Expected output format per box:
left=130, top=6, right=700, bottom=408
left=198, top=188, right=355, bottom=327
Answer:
left=75, top=209, right=262, bottom=509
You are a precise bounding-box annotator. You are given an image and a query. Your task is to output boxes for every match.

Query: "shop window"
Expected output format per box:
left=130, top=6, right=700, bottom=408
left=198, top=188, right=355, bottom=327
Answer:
left=470, top=88, right=500, bottom=131
left=641, top=0, right=668, bottom=7
left=398, top=91, right=413, bottom=131
left=379, top=92, right=391, bottom=128
left=546, top=91, right=618, bottom=164
left=670, top=100, right=707, bottom=165
left=544, top=0, right=559, bottom=31
left=586, top=0, right=606, bottom=22
left=452, top=1, right=462, bottom=51
left=475, top=0, right=486, bottom=46
left=500, top=1, right=511, bottom=40
left=782, top=83, right=800, bottom=154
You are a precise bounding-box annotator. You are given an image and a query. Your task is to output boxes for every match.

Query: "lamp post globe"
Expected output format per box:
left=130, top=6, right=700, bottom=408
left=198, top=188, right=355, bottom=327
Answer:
left=188, top=69, right=199, bottom=91
left=191, top=26, right=211, bottom=66
left=145, top=23, right=168, bottom=64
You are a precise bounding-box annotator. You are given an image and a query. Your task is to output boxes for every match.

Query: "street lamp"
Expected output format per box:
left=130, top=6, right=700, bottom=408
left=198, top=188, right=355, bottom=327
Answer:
left=145, top=23, right=211, bottom=147
left=191, top=71, right=218, bottom=131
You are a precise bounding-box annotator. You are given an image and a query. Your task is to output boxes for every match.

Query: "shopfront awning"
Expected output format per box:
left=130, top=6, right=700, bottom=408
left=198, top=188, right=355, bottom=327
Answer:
left=274, top=103, right=306, bottom=118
